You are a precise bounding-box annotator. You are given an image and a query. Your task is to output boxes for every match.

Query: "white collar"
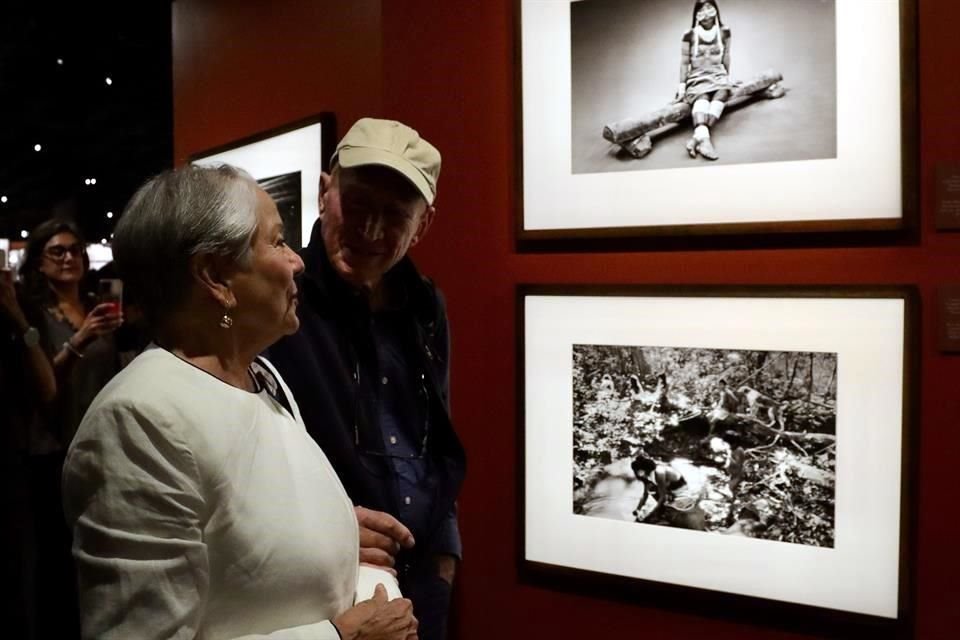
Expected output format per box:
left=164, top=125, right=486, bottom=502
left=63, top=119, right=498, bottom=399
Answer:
left=694, top=22, right=720, bottom=43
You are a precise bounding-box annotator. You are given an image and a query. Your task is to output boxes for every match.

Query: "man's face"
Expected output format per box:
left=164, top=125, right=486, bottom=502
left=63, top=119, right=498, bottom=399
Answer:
left=320, top=166, right=434, bottom=290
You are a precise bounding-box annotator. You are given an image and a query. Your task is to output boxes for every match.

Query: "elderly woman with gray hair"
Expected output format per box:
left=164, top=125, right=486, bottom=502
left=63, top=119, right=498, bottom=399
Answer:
left=62, top=164, right=418, bottom=640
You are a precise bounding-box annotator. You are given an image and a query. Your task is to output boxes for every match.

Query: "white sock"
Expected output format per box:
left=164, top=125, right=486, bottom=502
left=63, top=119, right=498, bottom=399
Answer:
left=709, top=100, right=725, bottom=120
left=695, top=125, right=710, bottom=140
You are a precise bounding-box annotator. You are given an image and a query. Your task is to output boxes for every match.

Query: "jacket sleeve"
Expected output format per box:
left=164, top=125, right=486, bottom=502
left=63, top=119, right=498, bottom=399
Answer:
left=432, top=507, right=463, bottom=559
left=432, top=285, right=452, bottom=409
left=62, top=401, right=343, bottom=640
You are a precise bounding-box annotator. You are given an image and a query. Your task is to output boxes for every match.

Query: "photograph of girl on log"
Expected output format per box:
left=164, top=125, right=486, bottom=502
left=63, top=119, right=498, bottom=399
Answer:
left=570, top=0, right=837, bottom=173
left=572, top=343, right=838, bottom=549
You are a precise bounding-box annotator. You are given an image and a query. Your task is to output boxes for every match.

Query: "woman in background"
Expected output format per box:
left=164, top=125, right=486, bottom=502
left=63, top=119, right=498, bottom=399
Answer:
left=18, top=217, right=123, bottom=638
left=19, top=218, right=123, bottom=447
left=63, top=164, right=416, bottom=639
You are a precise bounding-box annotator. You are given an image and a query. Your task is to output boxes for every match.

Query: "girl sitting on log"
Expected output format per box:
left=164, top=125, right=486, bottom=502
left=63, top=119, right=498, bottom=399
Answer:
left=676, top=0, right=732, bottom=161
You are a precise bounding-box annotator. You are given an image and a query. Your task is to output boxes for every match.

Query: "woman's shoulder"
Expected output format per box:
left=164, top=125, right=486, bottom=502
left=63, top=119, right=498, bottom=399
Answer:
left=721, top=26, right=732, bottom=38
left=681, top=28, right=694, bottom=42
left=77, top=348, right=216, bottom=433
left=76, top=350, right=183, bottom=423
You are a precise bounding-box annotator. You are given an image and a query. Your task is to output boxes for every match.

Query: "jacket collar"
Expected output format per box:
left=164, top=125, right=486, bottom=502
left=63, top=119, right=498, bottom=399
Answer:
left=301, top=222, right=437, bottom=329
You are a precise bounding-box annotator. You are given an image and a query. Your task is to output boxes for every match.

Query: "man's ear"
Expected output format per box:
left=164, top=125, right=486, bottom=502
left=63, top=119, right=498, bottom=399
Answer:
left=190, top=253, right=236, bottom=310
left=410, top=204, right=436, bottom=247
left=318, top=172, right=333, bottom=219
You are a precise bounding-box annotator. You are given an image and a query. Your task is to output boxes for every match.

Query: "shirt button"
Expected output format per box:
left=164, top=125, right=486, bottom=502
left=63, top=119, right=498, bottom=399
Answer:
left=389, top=435, right=397, bottom=445
left=382, top=376, right=389, bottom=385
left=404, top=496, right=412, bottom=505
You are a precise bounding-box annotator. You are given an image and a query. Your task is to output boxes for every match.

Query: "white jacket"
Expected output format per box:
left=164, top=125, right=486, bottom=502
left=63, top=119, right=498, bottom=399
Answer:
left=63, top=346, right=397, bottom=640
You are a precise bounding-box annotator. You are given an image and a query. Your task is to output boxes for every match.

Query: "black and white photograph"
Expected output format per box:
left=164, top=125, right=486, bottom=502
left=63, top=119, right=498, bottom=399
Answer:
left=521, top=286, right=913, bottom=622
left=518, top=1, right=913, bottom=240
left=571, top=0, right=837, bottom=172
left=190, top=114, right=333, bottom=247
left=572, top=344, right=838, bottom=548
left=258, top=171, right=304, bottom=250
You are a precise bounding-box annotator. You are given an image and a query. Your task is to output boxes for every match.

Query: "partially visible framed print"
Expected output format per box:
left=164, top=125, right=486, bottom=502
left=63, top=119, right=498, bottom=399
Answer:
left=517, top=0, right=918, bottom=246
left=191, top=113, right=336, bottom=251
left=519, top=285, right=916, bottom=633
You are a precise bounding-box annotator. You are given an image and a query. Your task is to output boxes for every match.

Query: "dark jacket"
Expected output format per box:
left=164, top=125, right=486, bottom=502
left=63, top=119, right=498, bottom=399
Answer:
left=266, top=226, right=466, bottom=566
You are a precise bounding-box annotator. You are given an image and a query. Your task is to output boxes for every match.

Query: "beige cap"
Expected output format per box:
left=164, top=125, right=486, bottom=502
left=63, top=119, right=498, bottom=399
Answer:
left=332, top=118, right=441, bottom=205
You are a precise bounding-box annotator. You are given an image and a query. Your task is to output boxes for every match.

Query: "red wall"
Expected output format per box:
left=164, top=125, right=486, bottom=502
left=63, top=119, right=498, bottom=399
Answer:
left=172, top=0, right=383, bottom=159
left=174, top=1, right=960, bottom=637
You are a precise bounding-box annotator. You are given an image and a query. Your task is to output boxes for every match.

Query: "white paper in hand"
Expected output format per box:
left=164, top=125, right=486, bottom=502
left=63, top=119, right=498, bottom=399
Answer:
left=355, top=565, right=402, bottom=603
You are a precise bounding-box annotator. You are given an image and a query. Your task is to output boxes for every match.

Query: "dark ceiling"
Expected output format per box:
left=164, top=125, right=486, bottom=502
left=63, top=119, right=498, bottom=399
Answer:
left=0, top=1, right=173, bottom=242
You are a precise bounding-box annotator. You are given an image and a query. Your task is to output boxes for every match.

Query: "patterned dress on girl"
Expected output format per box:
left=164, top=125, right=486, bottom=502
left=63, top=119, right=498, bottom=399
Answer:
left=682, top=24, right=733, bottom=104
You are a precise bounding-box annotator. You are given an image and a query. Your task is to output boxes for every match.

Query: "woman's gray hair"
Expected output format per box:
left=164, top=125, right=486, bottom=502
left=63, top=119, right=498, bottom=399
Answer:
left=112, top=163, right=260, bottom=328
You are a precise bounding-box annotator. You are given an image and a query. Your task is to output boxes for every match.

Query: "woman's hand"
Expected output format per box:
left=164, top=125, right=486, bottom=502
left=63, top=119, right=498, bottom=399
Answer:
left=333, top=584, right=418, bottom=640
left=73, top=303, right=123, bottom=348
left=675, top=82, right=686, bottom=102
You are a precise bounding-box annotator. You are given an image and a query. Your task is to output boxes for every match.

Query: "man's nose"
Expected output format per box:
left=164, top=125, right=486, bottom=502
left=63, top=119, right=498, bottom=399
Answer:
left=360, top=213, right=385, bottom=241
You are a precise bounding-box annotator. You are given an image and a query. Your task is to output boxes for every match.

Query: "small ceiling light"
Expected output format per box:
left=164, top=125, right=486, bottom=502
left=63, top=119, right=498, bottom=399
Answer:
left=100, top=238, right=108, bottom=245
left=34, top=143, right=42, bottom=152
left=20, top=230, right=28, bottom=239
left=84, top=178, right=91, bottom=185
left=56, top=58, right=63, bottom=65
left=105, top=77, right=113, bottom=86
left=90, top=178, right=97, bottom=185
left=106, top=211, right=113, bottom=219
left=0, top=196, right=7, bottom=203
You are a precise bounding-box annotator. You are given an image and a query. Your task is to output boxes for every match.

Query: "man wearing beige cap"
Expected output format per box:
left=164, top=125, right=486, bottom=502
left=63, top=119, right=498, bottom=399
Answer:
left=268, top=118, right=466, bottom=640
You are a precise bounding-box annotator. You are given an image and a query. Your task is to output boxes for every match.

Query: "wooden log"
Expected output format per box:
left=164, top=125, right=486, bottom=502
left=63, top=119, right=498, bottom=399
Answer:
left=746, top=418, right=836, bottom=444
left=622, top=134, right=653, bottom=158
left=604, top=103, right=689, bottom=145
left=603, top=69, right=784, bottom=144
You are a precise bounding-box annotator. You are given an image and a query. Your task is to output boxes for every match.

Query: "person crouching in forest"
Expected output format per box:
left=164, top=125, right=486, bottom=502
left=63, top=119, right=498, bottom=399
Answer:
left=676, top=0, right=733, bottom=161
left=631, top=454, right=706, bottom=531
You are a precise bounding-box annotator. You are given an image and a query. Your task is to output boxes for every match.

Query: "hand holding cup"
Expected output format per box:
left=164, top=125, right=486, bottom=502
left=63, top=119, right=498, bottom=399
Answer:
left=98, top=278, right=124, bottom=319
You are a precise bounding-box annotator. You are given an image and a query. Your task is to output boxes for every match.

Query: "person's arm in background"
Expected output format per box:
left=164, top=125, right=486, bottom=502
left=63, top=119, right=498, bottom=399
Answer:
left=0, top=269, right=55, bottom=405
left=50, top=302, right=122, bottom=375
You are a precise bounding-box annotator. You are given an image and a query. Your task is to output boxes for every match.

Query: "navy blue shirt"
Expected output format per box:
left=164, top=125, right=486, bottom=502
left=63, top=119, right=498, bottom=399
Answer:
left=371, top=310, right=461, bottom=559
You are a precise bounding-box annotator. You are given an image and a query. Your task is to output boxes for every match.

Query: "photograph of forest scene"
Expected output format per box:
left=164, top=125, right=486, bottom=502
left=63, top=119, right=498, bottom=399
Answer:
left=572, top=344, right=838, bottom=548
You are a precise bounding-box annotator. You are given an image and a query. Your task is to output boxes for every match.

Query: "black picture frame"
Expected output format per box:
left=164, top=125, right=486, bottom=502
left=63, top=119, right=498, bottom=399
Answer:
left=517, top=284, right=918, bottom=637
left=189, top=113, right=336, bottom=251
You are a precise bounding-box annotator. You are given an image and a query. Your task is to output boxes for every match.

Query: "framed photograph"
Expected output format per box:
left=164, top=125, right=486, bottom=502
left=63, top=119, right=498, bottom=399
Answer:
left=517, top=0, right=918, bottom=246
left=519, top=284, right=916, bottom=633
left=190, top=113, right=336, bottom=251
